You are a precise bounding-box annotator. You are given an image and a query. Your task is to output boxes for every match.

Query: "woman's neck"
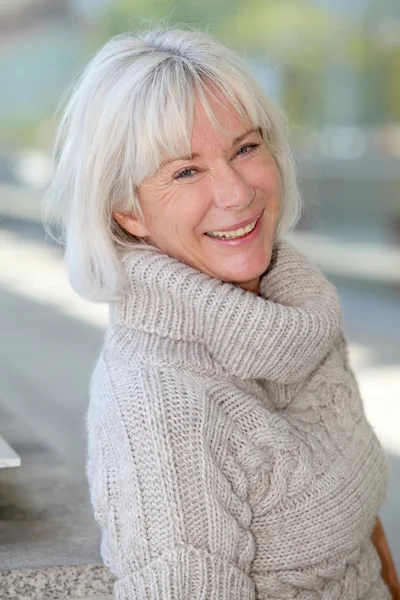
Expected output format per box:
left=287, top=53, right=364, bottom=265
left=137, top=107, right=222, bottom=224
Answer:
left=237, top=277, right=261, bottom=295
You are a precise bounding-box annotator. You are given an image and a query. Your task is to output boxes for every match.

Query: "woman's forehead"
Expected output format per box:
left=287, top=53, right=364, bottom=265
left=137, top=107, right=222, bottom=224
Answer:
left=191, top=94, right=255, bottom=150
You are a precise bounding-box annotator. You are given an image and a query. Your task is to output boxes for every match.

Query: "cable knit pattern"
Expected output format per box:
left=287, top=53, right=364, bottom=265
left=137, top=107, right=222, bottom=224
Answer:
left=86, top=240, right=390, bottom=600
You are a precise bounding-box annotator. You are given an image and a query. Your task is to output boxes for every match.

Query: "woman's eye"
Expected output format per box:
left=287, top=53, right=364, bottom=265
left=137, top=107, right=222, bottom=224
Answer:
left=175, top=168, right=197, bottom=180
left=236, top=143, right=260, bottom=157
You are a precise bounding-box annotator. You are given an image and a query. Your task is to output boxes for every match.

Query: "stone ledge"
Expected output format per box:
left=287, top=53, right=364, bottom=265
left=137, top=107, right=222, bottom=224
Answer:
left=0, top=564, right=115, bottom=600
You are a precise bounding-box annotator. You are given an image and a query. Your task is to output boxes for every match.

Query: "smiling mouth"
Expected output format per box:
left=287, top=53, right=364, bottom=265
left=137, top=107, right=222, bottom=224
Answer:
left=205, top=217, right=259, bottom=240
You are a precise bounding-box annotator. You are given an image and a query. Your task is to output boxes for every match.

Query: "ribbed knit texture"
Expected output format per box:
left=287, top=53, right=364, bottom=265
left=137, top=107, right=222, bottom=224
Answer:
left=86, top=240, right=390, bottom=599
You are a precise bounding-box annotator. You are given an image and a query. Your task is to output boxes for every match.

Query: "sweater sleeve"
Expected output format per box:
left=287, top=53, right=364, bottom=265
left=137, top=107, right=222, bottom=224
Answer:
left=86, top=361, right=256, bottom=600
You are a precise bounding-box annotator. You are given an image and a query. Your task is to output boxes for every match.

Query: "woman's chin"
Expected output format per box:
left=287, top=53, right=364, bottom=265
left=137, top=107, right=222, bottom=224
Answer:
left=211, top=253, right=272, bottom=287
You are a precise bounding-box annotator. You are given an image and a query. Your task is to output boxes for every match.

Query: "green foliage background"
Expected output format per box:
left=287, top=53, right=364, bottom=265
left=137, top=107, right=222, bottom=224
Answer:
left=91, top=0, right=400, bottom=128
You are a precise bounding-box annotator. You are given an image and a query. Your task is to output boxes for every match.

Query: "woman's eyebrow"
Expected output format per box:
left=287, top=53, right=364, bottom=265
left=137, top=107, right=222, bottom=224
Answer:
left=232, top=128, right=259, bottom=146
left=161, top=128, right=259, bottom=167
left=161, top=152, right=200, bottom=167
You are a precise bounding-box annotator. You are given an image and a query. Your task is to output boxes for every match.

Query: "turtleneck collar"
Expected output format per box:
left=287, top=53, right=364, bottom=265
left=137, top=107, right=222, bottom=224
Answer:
left=109, top=240, right=342, bottom=384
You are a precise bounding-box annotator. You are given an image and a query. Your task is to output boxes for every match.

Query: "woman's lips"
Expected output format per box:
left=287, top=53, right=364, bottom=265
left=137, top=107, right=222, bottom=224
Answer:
left=204, top=211, right=264, bottom=245
left=206, top=211, right=264, bottom=234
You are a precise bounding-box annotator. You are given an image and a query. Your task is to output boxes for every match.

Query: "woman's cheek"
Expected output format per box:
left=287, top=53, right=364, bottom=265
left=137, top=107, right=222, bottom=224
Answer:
left=184, top=182, right=212, bottom=221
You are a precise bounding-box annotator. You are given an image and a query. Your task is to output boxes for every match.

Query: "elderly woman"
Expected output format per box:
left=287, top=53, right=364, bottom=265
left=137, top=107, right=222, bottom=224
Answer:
left=45, top=27, right=399, bottom=600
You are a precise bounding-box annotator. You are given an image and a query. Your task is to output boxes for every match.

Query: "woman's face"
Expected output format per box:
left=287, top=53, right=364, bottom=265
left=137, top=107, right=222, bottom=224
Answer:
left=114, top=94, right=282, bottom=292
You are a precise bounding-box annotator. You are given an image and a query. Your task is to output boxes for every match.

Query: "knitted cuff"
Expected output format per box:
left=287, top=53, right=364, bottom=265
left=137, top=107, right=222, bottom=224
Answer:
left=114, top=546, right=256, bottom=600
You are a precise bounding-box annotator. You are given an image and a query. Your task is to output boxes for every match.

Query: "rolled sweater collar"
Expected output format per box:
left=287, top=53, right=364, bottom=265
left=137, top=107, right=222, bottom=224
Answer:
left=110, top=240, right=342, bottom=384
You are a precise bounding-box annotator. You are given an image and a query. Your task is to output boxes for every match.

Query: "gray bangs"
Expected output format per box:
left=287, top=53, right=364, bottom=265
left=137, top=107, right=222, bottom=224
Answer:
left=127, top=59, right=196, bottom=185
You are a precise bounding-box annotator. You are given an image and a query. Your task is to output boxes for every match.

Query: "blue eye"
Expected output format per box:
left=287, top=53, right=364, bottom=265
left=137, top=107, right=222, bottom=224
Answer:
left=175, top=168, right=197, bottom=180
left=236, top=143, right=260, bottom=156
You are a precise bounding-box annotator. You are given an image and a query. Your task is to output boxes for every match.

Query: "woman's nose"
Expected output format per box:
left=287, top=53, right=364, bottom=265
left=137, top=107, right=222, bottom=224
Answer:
left=212, top=161, right=255, bottom=210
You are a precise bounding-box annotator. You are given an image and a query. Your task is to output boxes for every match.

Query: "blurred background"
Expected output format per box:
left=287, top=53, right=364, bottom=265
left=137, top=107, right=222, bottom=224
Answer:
left=0, top=0, right=399, bottom=586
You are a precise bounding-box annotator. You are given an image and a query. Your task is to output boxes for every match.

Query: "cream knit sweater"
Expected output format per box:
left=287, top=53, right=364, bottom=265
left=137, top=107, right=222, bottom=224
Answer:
left=86, top=240, right=390, bottom=600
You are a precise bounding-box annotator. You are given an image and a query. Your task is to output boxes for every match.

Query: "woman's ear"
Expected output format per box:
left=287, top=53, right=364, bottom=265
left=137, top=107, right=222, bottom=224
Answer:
left=112, top=211, right=150, bottom=238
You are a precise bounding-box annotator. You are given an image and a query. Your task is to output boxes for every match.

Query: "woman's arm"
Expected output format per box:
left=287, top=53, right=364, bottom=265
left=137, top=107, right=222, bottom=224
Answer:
left=86, top=366, right=257, bottom=600
left=372, top=517, right=400, bottom=599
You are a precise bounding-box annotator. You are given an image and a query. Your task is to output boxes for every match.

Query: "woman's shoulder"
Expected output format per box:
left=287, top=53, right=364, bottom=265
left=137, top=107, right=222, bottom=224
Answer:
left=103, top=322, right=221, bottom=373
left=88, top=342, right=215, bottom=424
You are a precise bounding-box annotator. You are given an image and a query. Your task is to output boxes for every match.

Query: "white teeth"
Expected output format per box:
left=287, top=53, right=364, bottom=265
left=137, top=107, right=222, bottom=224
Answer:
left=206, top=219, right=257, bottom=239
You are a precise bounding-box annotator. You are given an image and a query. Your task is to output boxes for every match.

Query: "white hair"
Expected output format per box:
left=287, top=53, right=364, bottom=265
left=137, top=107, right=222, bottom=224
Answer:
left=43, top=25, right=303, bottom=302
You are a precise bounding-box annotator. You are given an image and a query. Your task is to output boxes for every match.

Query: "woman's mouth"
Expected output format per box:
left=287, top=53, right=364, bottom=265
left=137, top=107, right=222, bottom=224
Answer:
left=206, top=218, right=258, bottom=239
left=204, top=211, right=263, bottom=244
